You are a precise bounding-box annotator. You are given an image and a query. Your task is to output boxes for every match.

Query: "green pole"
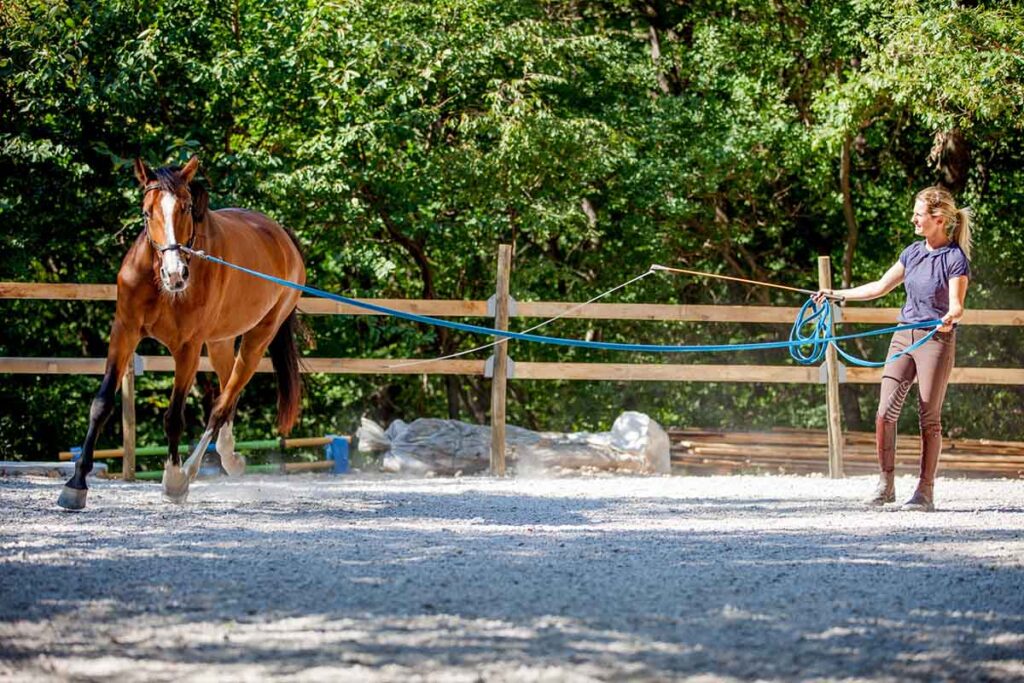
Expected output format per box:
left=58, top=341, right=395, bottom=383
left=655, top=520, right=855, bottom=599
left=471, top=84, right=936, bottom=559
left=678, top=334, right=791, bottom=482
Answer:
left=133, top=463, right=284, bottom=481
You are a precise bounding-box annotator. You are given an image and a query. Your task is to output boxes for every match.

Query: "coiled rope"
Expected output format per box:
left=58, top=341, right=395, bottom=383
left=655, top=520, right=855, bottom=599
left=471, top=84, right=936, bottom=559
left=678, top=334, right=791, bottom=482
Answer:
left=788, top=297, right=939, bottom=367
left=181, top=248, right=940, bottom=366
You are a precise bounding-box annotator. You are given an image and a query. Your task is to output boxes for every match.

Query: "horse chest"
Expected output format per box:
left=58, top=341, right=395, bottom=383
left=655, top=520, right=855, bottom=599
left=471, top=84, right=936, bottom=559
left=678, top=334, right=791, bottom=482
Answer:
left=141, top=298, right=276, bottom=347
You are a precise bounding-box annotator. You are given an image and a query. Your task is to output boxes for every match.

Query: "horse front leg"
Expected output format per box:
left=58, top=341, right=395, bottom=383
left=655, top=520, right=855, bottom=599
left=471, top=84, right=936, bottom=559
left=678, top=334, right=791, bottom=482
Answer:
left=58, top=322, right=140, bottom=511
left=161, top=344, right=201, bottom=504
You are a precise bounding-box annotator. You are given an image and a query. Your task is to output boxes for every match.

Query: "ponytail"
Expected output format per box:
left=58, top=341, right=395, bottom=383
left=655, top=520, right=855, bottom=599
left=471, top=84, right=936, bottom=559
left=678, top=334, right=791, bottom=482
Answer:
left=952, top=206, right=973, bottom=261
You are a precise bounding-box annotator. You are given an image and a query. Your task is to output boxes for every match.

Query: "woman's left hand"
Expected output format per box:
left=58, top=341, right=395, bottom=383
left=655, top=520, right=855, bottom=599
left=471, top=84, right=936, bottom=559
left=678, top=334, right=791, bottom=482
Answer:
left=938, top=314, right=956, bottom=332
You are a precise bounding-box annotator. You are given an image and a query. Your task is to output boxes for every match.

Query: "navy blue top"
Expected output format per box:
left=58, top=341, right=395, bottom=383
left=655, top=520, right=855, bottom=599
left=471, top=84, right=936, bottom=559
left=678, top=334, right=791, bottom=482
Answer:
left=898, top=241, right=971, bottom=323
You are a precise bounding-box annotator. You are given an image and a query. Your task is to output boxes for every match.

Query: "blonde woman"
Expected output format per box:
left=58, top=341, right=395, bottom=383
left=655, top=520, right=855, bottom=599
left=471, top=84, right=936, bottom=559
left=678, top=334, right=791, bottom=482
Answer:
left=817, top=187, right=973, bottom=511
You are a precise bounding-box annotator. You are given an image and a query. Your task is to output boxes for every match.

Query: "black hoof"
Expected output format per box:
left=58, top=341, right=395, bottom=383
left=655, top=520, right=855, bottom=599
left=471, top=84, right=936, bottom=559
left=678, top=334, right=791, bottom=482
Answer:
left=57, top=486, right=88, bottom=511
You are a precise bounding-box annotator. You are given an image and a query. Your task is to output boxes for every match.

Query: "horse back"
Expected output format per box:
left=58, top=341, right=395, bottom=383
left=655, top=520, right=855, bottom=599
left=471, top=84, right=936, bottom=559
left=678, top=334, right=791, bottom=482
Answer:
left=207, top=208, right=305, bottom=283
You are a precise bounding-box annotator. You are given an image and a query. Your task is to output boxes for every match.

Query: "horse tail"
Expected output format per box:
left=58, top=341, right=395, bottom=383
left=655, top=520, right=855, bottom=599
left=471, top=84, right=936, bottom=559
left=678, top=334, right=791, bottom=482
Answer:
left=269, top=308, right=303, bottom=435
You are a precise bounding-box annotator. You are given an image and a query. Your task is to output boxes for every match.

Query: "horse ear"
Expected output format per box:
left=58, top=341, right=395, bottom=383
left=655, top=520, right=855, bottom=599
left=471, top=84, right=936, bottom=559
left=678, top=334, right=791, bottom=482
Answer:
left=181, top=155, right=200, bottom=183
left=189, top=181, right=209, bottom=223
left=133, top=158, right=154, bottom=188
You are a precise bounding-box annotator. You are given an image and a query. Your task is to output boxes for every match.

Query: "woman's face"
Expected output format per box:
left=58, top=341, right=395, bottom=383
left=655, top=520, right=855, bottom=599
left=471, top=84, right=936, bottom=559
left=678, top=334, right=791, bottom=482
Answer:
left=912, top=199, right=946, bottom=239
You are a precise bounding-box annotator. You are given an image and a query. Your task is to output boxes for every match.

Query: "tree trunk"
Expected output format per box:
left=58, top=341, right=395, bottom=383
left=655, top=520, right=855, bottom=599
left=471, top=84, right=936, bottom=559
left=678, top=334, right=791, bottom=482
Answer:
left=840, top=136, right=858, bottom=289
left=839, top=136, right=867, bottom=430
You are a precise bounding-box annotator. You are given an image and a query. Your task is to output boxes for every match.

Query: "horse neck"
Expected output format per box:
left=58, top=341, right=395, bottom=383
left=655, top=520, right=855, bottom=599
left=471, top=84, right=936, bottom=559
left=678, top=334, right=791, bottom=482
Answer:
left=196, top=212, right=220, bottom=250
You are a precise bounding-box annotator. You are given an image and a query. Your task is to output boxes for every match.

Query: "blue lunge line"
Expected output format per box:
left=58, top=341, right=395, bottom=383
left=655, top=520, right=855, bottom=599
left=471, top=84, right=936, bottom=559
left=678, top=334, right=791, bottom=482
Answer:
left=788, top=298, right=939, bottom=367
left=183, top=249, right=939, bottom=365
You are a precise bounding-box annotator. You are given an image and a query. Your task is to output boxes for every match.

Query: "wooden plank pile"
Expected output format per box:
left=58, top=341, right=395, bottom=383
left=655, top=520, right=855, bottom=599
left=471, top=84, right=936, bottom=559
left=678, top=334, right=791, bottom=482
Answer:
left=670, top=428, right=1024, bottom=479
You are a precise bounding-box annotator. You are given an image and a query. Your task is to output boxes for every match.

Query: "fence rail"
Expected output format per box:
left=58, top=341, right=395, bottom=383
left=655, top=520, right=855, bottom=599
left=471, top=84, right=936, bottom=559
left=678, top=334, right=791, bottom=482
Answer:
left=4, top=282, right=1023, bottom=325
left=1, top=356, right=1022, bottom=385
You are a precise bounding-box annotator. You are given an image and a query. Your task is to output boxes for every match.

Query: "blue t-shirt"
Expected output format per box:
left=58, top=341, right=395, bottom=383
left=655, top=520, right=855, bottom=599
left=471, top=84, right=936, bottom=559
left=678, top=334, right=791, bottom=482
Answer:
left=898, top=241, right=971, bottom=323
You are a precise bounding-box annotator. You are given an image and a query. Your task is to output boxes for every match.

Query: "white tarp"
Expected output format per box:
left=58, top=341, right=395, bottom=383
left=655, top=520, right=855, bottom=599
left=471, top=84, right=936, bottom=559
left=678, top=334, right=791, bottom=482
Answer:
left=356, top=411, right=670, bottom=475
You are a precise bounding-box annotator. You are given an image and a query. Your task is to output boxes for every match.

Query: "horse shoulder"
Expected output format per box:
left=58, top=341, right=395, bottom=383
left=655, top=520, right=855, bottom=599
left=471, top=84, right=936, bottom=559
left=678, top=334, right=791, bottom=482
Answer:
left=112, top=234, right=158, bottom=318
left=116, top=235, right=156, bottom=291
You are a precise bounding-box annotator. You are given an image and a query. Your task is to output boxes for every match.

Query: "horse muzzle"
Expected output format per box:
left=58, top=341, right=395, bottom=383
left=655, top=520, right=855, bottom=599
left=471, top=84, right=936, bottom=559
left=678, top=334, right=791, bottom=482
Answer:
left=160, top=255, right=190, bottom=292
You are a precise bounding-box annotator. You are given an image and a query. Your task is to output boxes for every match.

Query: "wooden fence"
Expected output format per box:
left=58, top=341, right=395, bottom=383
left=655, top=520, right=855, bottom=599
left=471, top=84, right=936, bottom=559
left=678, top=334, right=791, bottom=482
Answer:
left=2, top=249, right=1022, bottom=478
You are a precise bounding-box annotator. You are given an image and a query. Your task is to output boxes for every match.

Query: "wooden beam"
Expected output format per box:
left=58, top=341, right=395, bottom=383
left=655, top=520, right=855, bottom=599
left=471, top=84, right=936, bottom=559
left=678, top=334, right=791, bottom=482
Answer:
left=297, top=298, right=489, bottom=317
left=514, top=302, right=803, bottom=322
left=121, top=360, right=136, bottom=481
left=1, top=357, right=1021, bottom=384
left=819, top=256, right=844, bottom=478
left=846, top=367, right=1024, bottom=385
left=5, top=282, right=1022, bottom=325
left=512, top=363, right=819, bottom=382
left=490, top=244, right=513, bottom=476
left=0, top=283, right=116, bottom=300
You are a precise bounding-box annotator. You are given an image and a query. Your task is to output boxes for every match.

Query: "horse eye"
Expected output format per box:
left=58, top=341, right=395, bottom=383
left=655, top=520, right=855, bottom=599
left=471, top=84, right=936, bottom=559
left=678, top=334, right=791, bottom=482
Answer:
left=143, top=210, right=151, bottom=219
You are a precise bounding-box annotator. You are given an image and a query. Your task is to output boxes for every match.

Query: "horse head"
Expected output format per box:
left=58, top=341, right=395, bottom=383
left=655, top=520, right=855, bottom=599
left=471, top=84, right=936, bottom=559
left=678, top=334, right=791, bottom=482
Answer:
left=133, top=155, right=209, bottom=293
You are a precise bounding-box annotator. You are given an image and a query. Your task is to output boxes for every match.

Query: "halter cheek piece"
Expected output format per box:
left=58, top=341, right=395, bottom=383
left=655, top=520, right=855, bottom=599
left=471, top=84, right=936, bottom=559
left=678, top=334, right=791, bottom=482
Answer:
left=143, top=182, right=197, bottom=257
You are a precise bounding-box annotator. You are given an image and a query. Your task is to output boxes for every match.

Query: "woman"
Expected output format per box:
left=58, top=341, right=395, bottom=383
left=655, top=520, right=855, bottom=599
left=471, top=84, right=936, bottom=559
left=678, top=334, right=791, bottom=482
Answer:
left=816, top=187, right=972, bottom=511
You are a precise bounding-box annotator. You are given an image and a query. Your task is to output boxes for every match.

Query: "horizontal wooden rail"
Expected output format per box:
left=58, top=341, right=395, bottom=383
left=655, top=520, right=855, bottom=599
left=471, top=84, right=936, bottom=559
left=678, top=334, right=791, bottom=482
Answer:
left=0, top=283, right=115, bottom=300
left=4, top=283, right=1022, bottom=325
left=2, top=356, right=1021, bottom=385
left=669, top=428, right=1024, bottom=478
left=58, top=435, right=340, bottom=461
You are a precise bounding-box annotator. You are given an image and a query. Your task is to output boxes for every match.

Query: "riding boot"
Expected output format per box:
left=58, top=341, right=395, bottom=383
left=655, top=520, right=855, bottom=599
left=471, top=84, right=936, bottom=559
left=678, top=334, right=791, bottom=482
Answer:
left=865, top=416, right=896, bottom=506
left=902, top=426, right=941, bottom=512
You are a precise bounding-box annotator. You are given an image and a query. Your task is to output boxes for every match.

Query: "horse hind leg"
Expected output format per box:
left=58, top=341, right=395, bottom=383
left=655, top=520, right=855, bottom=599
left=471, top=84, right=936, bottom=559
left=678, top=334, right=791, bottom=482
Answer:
left=181, top=397, right=240, bottom=483
left=216, top=419, right=246, bottom=477
left=183, top=319, right=283, bottom=482
left=207, top=339, right=245, bottom=477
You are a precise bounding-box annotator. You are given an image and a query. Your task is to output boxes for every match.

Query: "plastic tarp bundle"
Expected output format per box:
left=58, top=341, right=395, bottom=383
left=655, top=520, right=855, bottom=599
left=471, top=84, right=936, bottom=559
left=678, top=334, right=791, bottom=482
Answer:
left=356, top=411, right=670, bottom=475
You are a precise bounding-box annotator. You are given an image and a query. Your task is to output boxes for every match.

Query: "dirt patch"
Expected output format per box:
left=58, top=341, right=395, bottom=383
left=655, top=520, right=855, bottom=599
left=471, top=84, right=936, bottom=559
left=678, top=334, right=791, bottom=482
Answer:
left=2, top=473, right=1023, bottom=681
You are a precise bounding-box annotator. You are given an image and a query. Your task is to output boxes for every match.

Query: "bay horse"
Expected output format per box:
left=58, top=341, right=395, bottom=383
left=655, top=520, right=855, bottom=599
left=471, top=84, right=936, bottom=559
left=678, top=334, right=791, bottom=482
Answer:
left=58, top=155, right=306, bottom=510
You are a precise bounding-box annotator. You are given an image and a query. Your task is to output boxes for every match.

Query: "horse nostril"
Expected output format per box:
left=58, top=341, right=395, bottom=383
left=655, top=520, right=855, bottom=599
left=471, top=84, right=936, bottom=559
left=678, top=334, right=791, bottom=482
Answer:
left=182, top=265, right=189, bottom=280
left=160, top=268, right=168, bottom=280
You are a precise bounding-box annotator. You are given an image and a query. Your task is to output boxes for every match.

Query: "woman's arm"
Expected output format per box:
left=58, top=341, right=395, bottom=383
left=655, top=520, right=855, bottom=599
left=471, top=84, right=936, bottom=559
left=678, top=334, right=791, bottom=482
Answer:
left=815, top=261, right=905, bottom=303
left=939, top=275, right=969, bottom=332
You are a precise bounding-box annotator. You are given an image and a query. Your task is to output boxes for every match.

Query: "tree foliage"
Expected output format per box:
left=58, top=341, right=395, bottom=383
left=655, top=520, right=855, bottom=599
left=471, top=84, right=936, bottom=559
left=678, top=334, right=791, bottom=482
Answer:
left=1, top=0, right=1022, bottom=460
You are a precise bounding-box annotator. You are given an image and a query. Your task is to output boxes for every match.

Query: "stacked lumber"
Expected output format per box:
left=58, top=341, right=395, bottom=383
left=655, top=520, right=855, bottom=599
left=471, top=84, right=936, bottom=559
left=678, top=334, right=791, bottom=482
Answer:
left=669, top=427, right=1024, bottom=479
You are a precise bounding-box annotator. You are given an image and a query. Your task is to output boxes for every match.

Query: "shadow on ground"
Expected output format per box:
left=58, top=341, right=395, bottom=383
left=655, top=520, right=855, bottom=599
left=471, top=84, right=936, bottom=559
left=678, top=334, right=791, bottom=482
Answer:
left=1, top=476, right=1022, bottom=680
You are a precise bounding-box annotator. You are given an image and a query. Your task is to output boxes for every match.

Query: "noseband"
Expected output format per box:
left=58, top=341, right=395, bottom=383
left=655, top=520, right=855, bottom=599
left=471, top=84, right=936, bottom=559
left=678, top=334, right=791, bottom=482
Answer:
left=143, top=182, right=197, bottom=256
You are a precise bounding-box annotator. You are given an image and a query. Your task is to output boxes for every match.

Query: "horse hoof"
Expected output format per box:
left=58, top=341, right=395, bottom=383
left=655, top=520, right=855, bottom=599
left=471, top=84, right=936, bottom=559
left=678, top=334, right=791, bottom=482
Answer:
left=57, top=486, right=88, bottom=511
left=162, top=463, right=190, bottom=505
left=221, top=451, right=246, bottom=477
left=163, top=489, right=189, bottom=505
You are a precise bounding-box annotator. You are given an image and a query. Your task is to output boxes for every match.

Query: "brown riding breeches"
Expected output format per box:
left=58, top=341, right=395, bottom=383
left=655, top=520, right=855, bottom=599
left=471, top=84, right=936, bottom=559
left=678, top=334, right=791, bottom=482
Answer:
left=874, top=328, right=956, bottom=484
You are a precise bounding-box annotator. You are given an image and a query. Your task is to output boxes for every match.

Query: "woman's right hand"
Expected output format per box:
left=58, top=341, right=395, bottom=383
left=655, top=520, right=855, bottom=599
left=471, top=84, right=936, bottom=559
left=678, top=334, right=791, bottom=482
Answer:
left=812, top=289, right=832, bottom=305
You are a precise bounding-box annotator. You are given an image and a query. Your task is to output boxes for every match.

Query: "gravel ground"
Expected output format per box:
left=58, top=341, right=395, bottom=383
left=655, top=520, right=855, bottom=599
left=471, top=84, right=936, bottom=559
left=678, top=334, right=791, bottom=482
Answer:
left=1, top=472, right=1023, bottom=682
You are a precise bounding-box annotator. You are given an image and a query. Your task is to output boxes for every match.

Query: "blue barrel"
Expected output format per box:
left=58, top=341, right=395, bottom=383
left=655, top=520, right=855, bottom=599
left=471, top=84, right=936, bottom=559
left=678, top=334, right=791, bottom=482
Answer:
left=324, top=436, right=349, bottom=474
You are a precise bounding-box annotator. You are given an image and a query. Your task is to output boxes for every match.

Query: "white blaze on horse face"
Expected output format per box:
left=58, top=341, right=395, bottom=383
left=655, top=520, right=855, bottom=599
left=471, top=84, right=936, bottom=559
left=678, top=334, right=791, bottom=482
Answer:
left=159, top=191, right=187, bottom=291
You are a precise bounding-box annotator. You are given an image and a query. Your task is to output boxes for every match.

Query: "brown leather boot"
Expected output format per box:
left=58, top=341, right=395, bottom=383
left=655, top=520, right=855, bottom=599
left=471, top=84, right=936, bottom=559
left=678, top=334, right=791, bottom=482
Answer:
left=865, top=470, right=895, bottom=506
left=902, top=425, right=941, bottom=512
left=866, top=416, right=897, bottom=506
left=902, top=482, right=934, bottom=512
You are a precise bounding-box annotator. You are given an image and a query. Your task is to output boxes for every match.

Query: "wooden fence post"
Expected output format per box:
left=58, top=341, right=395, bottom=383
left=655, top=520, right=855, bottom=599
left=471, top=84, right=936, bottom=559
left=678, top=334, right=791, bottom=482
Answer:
left=489, top=244, right=513, bottom=476
left=818, top=256, right=845, bottom=478
left=121, top=356, right=137, bottom=481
